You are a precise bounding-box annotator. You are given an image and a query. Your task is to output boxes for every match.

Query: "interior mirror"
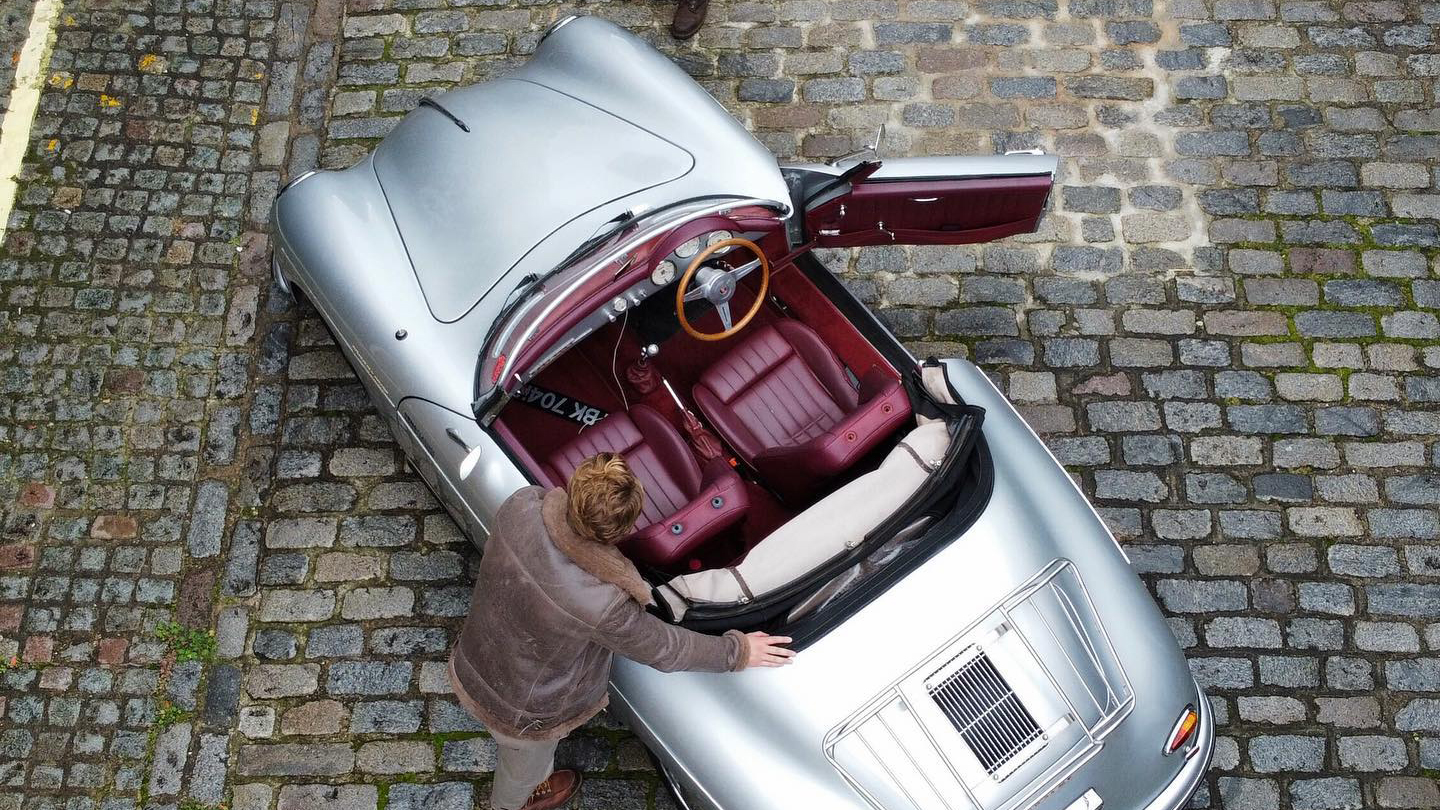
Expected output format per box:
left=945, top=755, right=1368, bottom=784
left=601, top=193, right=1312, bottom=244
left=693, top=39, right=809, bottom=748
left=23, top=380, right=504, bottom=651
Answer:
left=459, top=444, right=484, bottom=480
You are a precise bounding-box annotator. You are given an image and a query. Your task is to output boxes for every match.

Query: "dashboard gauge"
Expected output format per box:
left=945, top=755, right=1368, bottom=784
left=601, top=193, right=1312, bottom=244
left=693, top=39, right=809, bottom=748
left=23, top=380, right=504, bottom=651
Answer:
left=707, top=230, right=734, bottom=254
left=611, top=296, right=628, bottom=313
left=675, top=237, right=701, bottom=258
left=650, top=260, right=677, bottom=286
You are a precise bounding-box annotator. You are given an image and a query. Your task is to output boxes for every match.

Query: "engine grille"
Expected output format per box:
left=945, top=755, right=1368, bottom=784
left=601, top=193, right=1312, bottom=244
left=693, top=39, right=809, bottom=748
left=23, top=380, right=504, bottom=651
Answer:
left=926, top=647, right=1043, bottom=776
left=824, top=560, right=1136, bottom=810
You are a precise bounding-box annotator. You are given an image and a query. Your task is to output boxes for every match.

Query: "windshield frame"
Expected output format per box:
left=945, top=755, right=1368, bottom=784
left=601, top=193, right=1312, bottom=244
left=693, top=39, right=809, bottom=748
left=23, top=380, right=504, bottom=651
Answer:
left=471, top=195, right=790, bottom=420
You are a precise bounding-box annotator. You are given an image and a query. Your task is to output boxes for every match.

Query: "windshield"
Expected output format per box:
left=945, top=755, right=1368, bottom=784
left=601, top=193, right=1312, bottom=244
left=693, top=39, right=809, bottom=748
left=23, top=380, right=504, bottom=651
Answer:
left=471, top=196, right=786, bottom=416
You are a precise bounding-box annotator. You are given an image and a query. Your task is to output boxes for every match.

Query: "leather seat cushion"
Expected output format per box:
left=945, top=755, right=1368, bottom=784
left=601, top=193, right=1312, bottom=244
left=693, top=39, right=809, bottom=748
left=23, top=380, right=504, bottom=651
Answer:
left=543, top=405, right=702, bottom=531
left=694, top=320, right=860, bottom=460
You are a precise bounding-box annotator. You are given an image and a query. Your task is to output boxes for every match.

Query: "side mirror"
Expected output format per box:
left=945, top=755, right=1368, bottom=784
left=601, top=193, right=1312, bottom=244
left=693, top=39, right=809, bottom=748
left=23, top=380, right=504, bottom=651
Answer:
left=459, top=445, right=484, bottom=481
left=828, top=123, right=886, bottom=168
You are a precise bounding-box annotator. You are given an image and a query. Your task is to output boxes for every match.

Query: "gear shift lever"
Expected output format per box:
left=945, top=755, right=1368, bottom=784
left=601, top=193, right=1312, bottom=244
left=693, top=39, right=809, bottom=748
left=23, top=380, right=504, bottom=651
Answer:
left=626, top=343, right=660, bottom=394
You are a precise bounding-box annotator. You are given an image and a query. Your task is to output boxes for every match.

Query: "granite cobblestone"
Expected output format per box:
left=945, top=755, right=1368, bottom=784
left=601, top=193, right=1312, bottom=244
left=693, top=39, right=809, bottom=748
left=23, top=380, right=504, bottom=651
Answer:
left=1, top=0, right=1438, bottom=807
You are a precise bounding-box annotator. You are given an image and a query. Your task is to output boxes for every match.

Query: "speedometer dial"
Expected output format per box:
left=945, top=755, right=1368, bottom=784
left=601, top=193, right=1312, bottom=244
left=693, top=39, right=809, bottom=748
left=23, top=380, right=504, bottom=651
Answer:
left=650, top=260, right=677, bottom=286
left=675, top=237, right=701, bottom=258
left=707, top=230, right=734, bottom=254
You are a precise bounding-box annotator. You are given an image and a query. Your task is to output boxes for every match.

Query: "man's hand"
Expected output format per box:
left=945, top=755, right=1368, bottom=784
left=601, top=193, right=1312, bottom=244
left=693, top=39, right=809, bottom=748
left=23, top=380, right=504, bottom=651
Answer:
left=743, top=632, right=796, bottom=668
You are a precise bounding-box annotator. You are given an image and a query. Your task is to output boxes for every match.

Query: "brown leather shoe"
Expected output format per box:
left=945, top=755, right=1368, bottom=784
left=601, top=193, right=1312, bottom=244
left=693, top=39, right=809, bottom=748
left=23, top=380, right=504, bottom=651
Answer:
left=670, top=0, right=709, bottom=40
left=519, top=770, right=581, bottom=810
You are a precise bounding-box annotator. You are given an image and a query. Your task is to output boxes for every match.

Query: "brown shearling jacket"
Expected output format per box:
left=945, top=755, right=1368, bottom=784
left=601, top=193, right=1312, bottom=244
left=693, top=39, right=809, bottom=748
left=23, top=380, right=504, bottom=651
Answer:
left=449, top=486, right=747, bottom=740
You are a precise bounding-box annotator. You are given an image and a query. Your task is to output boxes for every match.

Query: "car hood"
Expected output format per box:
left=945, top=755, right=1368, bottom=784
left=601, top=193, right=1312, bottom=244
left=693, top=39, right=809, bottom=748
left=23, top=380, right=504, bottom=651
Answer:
left=371, top=15, right=791, bottom=322
left=612, top=359, right=1202, bottom=810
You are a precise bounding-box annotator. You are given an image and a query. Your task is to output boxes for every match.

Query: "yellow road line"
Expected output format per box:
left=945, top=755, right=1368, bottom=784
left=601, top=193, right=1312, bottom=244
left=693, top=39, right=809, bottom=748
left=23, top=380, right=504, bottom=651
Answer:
left=0, top=0, right=64, bottom=248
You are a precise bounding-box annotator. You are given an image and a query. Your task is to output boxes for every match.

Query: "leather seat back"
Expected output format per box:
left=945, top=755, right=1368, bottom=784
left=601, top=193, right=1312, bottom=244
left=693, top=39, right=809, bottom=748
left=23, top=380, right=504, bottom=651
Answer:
left=694, top=320, right=911, bottom=501
left=694, top=321, right=859, bottom=461
left=542, top=404, right=748, bottom=569
left=543, top=406, right=701, bottom=530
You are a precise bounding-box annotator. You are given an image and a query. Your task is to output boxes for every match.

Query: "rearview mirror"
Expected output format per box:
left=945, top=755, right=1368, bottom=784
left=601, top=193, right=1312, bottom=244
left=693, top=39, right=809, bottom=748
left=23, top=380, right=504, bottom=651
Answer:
left=459, top=445, right=484, bottom=480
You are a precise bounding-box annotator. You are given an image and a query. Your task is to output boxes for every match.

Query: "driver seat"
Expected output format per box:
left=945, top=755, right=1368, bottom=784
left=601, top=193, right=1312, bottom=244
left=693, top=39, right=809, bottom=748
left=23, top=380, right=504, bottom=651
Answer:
left=693, top=321, right=911, bottom=502
left=542, top=404, right=749, bottom=570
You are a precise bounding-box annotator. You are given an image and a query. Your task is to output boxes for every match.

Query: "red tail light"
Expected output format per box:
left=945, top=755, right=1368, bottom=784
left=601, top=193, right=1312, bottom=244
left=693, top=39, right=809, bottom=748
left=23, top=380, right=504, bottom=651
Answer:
left=1164, top=705, right=1199, bottom=755
left=490, top=355, right=507, bottom=384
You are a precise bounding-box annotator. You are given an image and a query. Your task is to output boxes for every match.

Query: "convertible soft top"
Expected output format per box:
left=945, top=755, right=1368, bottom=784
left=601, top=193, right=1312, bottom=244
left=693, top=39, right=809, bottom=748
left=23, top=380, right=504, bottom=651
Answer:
left=372, top=16, right=792, bottom=321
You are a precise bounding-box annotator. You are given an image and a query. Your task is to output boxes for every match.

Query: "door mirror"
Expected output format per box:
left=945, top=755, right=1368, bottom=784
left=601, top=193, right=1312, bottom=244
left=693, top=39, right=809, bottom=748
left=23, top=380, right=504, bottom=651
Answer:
left=458, top=445, right=484, bottom=480
left=829, top=123, right=885, bottom=167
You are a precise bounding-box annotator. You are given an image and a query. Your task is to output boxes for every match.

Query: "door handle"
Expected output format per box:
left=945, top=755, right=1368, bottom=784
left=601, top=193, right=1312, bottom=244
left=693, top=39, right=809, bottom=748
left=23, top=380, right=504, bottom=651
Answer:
left=877, top=221, right=895, bottom=240
left=445, top=426, right=471, bottom=452
left=912, top=197, right=940, bottom=202
left=447, top=427, right=486, bottom=480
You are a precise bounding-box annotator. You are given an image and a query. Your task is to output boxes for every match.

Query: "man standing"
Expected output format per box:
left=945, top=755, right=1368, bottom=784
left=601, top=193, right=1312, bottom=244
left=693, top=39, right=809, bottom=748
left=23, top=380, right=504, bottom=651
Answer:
left=671, top=0, right=709, bottom=40
left=449, top=453, right=795, bottom=810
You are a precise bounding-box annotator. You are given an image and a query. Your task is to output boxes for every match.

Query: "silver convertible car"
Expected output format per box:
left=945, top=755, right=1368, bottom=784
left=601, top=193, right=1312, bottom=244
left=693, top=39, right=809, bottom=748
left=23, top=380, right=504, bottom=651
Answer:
left=271, top=15, right=1213, bottom=810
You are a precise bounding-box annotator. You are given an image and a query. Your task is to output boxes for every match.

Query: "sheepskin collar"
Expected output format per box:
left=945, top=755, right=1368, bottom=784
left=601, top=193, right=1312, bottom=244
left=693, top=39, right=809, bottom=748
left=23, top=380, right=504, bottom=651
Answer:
left=541, top=488, right=654, bottom=606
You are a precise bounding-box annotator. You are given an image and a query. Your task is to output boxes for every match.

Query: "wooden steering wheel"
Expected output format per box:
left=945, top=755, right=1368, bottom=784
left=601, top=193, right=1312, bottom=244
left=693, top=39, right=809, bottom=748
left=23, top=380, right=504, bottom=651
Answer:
left=675, top=237, right=770, bottom=342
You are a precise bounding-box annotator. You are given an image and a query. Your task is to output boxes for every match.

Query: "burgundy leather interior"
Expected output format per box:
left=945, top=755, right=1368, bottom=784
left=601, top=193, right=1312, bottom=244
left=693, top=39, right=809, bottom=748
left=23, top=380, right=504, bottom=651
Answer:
left=542, top=404, right=748, bottom=569
left=806, top=174, right=1053, bottom=248
left=693, top=321, right=911, bottom=501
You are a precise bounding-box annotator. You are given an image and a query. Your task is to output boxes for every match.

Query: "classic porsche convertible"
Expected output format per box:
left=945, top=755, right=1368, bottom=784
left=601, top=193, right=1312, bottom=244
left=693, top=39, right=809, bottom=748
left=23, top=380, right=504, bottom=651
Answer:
left=270, top=14, right=1212, bottom=810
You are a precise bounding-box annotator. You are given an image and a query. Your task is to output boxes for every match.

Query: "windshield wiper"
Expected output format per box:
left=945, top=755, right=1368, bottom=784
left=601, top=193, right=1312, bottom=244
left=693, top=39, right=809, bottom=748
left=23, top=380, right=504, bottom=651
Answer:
left=555, top=209, right=642, bottom=271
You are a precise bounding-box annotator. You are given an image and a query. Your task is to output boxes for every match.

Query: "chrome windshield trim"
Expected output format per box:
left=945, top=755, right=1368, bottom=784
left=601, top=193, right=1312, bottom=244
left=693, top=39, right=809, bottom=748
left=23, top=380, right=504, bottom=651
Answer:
left=478, top=196, right=788, bottom=395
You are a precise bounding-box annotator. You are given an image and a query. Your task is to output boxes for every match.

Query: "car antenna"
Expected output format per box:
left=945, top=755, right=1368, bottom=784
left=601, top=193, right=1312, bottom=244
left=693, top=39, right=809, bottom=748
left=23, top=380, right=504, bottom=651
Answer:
left=417, top=97, right=471, bottom=132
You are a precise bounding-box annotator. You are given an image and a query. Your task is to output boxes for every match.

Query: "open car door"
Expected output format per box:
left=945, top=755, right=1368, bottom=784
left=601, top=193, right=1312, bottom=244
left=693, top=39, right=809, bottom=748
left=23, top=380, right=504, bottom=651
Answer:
left=801, top=154, right=1057, bottom=248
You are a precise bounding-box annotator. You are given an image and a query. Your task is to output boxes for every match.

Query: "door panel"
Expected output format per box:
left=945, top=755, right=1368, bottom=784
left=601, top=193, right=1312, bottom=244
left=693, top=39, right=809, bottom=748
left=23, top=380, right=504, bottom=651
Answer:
left=397, top=397, right=528, bottom=548
left=805, top=173, right=1052, bottom=248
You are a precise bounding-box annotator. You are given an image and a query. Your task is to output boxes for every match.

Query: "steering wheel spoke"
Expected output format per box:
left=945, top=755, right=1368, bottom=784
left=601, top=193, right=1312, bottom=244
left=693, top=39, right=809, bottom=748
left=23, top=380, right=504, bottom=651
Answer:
left=714, top=302, right=733, bottom=331
left=729, top=257, right=762, bottom=280
left=683, top=283, right=710, bottom=303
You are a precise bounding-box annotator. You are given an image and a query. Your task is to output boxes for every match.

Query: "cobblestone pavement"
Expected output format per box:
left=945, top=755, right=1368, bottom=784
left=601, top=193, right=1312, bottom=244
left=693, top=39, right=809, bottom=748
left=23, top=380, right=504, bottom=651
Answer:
left=1, top=0, right=1439, bottom=808
left=0, top=0, right=35, bottom=126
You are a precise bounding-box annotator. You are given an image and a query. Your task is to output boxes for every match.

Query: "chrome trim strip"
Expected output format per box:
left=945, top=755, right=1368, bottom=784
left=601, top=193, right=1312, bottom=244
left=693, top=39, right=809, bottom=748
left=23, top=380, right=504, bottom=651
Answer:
left=484, top=196, right=788, bottom=392
left=609, top=688, right=725, bottom=810
left=278, top=169, right=316, bottom=196
left=541, top=14, right=578, bottom=41
left=270, top=253, right=291, bottom=295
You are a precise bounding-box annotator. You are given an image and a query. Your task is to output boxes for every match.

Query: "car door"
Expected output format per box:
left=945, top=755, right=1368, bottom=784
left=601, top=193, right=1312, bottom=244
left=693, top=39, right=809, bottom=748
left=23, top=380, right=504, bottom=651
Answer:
left=802, top=154, right=1057, bottom=248
left=396, top=397, right=528, bottom=548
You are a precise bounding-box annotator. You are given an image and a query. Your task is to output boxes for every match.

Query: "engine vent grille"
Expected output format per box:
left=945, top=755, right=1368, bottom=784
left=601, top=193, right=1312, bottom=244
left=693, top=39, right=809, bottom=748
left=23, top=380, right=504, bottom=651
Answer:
left=926, top=647, right=1042, bottom=776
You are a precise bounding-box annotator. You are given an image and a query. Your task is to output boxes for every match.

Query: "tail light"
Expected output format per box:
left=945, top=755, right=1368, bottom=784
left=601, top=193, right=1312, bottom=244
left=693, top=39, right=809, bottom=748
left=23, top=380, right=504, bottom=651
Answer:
left=1164, top=705, right=1199, bottom=755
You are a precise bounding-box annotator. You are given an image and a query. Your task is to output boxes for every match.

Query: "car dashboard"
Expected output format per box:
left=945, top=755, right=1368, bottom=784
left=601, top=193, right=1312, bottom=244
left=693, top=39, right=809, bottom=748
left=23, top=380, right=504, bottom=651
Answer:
left=529, top=225, right=765, bottom=371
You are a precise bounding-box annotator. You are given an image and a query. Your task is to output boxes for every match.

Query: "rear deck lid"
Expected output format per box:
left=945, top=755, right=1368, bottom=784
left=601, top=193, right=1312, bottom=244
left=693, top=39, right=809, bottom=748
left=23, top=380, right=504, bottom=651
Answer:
left=373, top=79, right=693, bottom=322
left=825, top=559, right=1134, bottom=810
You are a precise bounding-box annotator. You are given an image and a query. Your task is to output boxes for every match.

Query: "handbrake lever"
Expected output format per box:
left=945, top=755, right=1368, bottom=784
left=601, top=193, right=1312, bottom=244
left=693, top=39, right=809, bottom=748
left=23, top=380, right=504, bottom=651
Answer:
left=661, top=378, right=724, bottom=461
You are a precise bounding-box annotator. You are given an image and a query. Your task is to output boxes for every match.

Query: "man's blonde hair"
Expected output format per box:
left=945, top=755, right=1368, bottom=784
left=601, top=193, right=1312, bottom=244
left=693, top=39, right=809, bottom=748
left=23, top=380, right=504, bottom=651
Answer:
left=566, top=453, right=645, bottom=545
